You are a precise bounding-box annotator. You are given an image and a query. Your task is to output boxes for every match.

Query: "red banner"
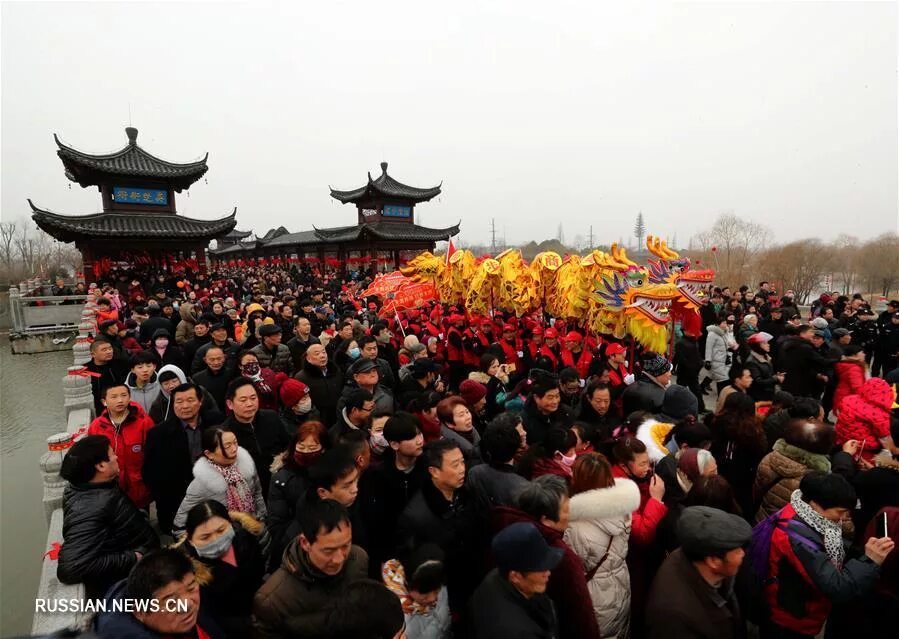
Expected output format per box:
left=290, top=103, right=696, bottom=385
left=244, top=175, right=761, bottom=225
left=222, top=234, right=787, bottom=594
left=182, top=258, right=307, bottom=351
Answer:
left=381, top=281, right=438, bottom=316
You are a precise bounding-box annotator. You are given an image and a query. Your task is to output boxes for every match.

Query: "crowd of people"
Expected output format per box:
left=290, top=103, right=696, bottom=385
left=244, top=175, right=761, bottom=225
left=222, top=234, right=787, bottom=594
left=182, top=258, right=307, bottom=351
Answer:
left=51, top=263, right=899, bottom=639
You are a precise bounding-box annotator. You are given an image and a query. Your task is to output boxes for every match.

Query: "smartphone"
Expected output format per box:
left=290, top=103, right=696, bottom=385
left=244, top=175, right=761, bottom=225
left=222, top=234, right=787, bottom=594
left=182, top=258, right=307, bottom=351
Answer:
left=876, top=511, right=889, bottom=538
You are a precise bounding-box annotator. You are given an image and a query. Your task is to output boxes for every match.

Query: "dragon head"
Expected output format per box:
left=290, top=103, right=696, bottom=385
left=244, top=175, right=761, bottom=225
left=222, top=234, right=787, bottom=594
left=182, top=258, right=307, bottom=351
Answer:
left=626, top=283, right=677, bottom=325
left=674, top=268, right=715, bottom=309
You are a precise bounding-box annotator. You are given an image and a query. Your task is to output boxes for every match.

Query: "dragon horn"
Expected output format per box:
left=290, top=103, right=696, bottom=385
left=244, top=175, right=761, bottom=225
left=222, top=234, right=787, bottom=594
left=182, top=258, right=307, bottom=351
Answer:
left=660, top=239, right=679, bottom=260
left=615, top=244, right=636, bottom=267
left=646, top=234, right=666, bottom=259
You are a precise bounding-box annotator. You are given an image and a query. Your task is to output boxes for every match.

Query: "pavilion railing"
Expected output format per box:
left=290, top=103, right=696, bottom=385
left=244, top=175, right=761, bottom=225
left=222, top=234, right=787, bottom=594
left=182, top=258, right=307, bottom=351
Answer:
left=8, top=280, right=88, bottom=334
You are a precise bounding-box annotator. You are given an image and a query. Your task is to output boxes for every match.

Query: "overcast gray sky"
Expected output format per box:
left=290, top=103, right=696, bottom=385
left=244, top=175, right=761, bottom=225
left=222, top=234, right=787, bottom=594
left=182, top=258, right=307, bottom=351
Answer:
left=2, top=0, right=897, bottom=248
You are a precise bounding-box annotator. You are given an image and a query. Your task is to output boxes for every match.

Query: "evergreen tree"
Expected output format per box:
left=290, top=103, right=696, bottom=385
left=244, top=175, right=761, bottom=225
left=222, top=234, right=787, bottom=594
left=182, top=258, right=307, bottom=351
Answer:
left=634, top=212, right=646, bottom=249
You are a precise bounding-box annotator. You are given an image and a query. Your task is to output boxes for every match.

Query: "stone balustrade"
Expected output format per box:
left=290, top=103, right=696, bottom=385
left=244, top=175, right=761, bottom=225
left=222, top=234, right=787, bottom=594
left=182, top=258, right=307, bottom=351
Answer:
left=32, top=299, right=97, bottom=634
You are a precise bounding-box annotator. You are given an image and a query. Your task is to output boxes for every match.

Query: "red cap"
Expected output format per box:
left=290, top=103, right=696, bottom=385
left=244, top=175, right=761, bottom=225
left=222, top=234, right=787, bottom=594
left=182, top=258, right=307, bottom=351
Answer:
left=449, top=314, right=465, bottom=324
left=544, top=328, right=558, bottom=339
left=564, top=331, right=582, bottom=343
left=532, top=326, right=544, bottom=337
left=502, top=323, right=516, bottom=332
left=606, top=343, right=626, bottom=356
left=367, top=302, right=377, bottom=310
left=481, top=318, right=494, bottom=328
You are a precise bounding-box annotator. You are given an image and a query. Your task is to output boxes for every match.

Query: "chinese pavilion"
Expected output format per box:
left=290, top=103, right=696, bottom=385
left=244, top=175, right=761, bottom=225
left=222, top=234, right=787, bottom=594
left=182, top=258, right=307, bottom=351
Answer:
left=31, top=127, right=236, bottom=281
left=209, top=162, right=459, bottom=274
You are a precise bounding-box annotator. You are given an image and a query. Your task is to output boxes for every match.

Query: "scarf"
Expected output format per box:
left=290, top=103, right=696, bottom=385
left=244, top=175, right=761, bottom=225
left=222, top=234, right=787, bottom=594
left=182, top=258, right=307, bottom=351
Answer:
left=790, top=489, right=845, bottom=568
left=213, top=461, right=256, bottom=514
left=382, top=559, right=436, bottom=616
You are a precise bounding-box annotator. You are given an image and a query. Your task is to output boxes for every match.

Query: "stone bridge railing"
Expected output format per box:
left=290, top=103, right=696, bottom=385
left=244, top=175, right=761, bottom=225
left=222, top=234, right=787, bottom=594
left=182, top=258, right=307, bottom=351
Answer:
left=32, top=299, right=98, bottom=634
left=8, top=280, right=88, bottom=354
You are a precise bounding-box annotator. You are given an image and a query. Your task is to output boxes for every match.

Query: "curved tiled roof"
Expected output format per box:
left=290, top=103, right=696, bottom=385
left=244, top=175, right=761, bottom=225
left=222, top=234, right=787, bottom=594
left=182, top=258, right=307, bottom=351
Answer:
left=313, top=221, right=459, bottom=242
left=330, top=162, right=441, bottom=204
left=30, top=200, right=236, bottom=242
left=55, top=128, right=208, bottom=190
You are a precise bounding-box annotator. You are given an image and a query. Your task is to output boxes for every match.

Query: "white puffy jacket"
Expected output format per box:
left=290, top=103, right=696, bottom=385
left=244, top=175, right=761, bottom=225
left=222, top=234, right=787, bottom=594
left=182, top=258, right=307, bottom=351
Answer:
left=564, top=478, right=641, bottom=639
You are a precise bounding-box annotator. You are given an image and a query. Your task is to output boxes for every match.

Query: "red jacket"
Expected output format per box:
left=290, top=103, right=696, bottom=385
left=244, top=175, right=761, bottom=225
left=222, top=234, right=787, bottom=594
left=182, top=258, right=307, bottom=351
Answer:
left=87, top=402, right=154, bottom=508
left=832, top=360, right=866, bottom=416
left=834, top=377, right=893, bottom=455
left=560, top=347, right=594, bottom=380
left=498, top=338, right=523, bottom=370
left=446, top=326, right=464, bottom=364
left=611, top=464, right=667, bottom=545
left=765, top=503, right=880, bottom=636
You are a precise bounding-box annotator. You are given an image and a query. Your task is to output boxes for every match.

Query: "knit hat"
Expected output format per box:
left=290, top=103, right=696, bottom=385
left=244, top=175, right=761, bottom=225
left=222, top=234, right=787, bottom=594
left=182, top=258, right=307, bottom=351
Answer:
left=459, top=379, right=487, bottom=405
left=677, top=448, right=715, bottom=482
left=677, top=506, right=752, bottom=557
left=659, top=384, right=699, bottom=420
left=811, top=317, right=829, bottom=330
left=643, top=354, right=672, bottom=377
left=403, top=335, right=421, bottom=350
left=279, top=378, right=310, bottom=407
left=747, top=331, right=773, bottom=344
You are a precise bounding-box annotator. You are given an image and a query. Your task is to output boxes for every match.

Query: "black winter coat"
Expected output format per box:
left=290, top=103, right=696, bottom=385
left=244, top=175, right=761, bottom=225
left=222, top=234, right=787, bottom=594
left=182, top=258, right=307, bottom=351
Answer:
left=267, top=459, right=310, bottom=572
left=397, top=479, right=482, bottom=609
left=745, top=352, right=778, bottom=402
left=519, top=399, right=574, bottom=445
left=469, top=569, right=559, bottom=639
left=360, top=453, right=428, bottom=570
left=183, top=523, right=266, bottom=638
left=142, top=408, right=224, bottom=533
left=295, top=362, right=343, bottom=426
left=777, top=337, right=836, bottom=398
left=191, top=367, right=234, bottom=414
left=223, top=410, right=289, bottom=494
left=621, top=375, right=667, bottom=415
left=57, top=480, right=159, bottom=599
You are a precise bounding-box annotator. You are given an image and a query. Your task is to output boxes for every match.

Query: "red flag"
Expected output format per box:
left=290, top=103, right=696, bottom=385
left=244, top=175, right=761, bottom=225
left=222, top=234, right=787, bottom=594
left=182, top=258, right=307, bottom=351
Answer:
left=446, top=239, right=457, bottom=265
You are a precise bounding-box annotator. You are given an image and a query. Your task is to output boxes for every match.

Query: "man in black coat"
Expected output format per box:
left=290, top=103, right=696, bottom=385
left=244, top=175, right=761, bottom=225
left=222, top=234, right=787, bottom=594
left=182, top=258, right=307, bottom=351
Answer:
left=138, top=304, right=175, bottom=346
left=777, top=326, right=839, bottom=399
left=295, top=343, right=344, bottom=426
left=360, top=413, right=427, bottom=571
left=222, top=377, right=288, bottom=494
left=85, top=338, right=130, bottom=416
left=397, top=439, right=481, bottom=611
left=57, top=435, right=159, bottom=598
left=286, top=316, right=320, bottom=372
left=143, top=383, right=224, bottom=535
left=191, top=345, right=234, bottom=412
left=468, top=521, right=562, bottom=639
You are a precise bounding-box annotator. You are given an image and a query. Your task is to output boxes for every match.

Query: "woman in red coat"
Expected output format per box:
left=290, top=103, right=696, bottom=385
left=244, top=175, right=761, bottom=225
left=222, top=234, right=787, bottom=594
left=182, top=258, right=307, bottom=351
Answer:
left=610, top=435, right=668, bottom=638
left=832, top=345, right=867, bottom=417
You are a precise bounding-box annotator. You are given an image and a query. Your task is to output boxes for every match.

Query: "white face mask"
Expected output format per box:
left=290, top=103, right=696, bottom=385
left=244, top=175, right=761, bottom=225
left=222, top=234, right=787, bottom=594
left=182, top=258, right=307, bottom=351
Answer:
left=295, top=397, right=313, bottom=414
left=370, top=430, right=389, bottom=455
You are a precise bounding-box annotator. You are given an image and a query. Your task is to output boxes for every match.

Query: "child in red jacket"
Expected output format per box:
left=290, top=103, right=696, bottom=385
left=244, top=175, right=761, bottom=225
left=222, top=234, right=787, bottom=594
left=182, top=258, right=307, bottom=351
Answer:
left=832, top=345, right=867, bottom=416
left=835, top=377, right=899, bottom=460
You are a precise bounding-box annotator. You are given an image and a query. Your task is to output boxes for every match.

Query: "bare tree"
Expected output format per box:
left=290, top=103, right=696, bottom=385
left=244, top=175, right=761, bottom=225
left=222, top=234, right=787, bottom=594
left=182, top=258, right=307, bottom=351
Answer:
left=0, top=221, right=17, bottom=275
left=857, top=233, right=899, bottom=297
left=829, top=234, right=860, bottom=294
left=759, top=239, right=832, bottom=304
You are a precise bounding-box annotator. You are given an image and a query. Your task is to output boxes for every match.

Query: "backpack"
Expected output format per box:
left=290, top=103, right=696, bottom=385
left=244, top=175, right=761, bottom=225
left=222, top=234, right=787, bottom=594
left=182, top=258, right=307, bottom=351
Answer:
left=739, top=509, right=822, bottom=624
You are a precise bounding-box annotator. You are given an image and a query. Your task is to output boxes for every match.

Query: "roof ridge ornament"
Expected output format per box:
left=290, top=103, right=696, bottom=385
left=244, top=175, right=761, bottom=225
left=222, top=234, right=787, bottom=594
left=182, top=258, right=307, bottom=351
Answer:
left=380, top=161, right=388, bottom=175
left=125, top=127, right=138, bottom=146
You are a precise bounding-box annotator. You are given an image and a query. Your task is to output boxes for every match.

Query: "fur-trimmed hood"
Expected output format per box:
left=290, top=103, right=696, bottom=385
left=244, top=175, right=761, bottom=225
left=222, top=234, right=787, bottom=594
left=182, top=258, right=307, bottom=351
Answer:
left=191, top=447, right=257, bottom=488
left=468, top=371, right=491, bottom=385
left=772, top=438, right=831, bottom=473
left=568, top=478, right=640, bottom=523
left=636, top=418, right=674, bottom=463
left=172, top=512, right=265, bottom=587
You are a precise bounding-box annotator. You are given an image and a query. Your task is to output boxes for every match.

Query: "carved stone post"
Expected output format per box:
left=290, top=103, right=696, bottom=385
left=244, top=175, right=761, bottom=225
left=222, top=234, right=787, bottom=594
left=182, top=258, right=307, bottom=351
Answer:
left=63, top=366, right=95, bottom=425
left=40, top=433, right=74, bottom=525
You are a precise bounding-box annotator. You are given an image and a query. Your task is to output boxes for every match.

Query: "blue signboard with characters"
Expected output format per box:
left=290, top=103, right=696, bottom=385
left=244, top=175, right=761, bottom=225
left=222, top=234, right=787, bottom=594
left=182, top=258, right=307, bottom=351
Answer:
left=382, top=204, right=411, bottom=218
left=113, top=186, right=168, bottom=206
